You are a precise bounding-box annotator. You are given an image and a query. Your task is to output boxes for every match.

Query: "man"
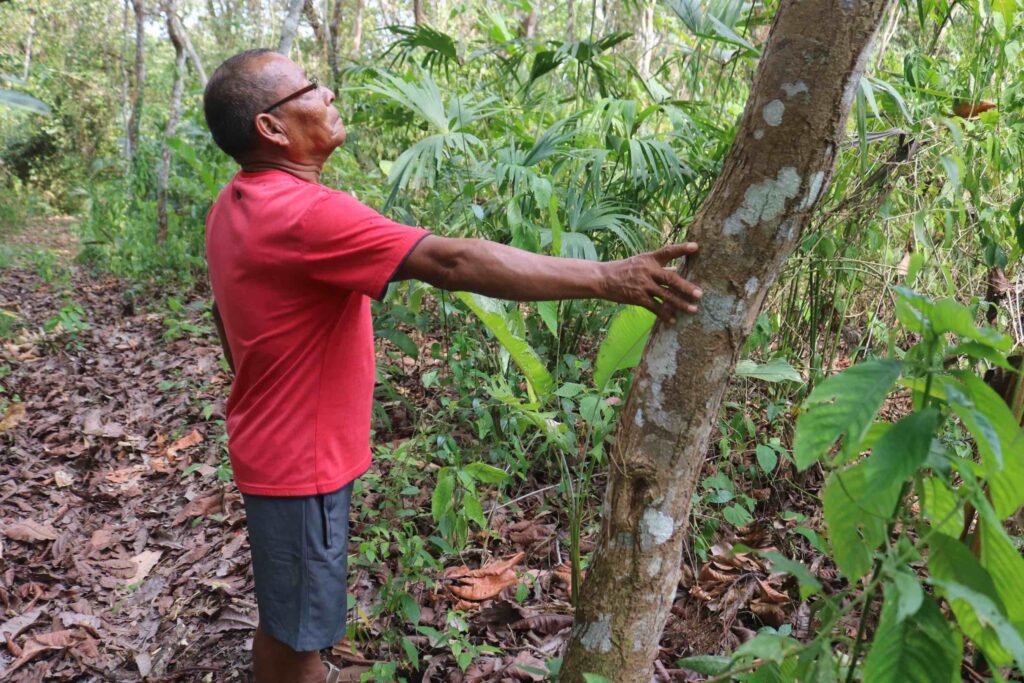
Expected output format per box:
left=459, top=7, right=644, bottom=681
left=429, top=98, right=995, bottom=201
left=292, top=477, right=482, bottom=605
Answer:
left=202, top=48, right=703, bottom=683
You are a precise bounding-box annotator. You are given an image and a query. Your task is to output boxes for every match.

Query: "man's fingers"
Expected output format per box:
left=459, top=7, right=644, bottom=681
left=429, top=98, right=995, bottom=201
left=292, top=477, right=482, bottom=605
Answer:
left=656, top=269, right=703, bottom=301
left=653, top=242, right=698, bottom=266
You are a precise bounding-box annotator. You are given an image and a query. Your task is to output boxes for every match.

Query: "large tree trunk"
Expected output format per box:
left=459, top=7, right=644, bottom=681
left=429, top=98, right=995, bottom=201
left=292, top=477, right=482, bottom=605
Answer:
left=277, top=0, right=305, bottom=54
left=156, top=0, right=187, bottom=245
left=126, top=0, right=146, bottom=169
left=349, top=0, right=364, bottom=59
left=559, top=0, right=892, bottom=680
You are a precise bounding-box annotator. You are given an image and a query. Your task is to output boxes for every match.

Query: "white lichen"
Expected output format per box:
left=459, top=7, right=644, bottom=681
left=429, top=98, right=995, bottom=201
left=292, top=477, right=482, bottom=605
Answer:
left=699, top=291, right=740, bottom=332
left=723, top=166, right=802, bottom=236
left=799, top=171, right=826, bottom=210
left=580, top=613, right=613, bottom=652
left=781, top=81, right=808, bottom=99
left=647, top=554, right=663, bottom=577
left=644, top=330, right=679, bottom=428
left=762, top=99, right=785, bottom=126
left=640, top=507, right=674, bottom=550
left=634, top=408, right=644, bottom=427
left=753, top=128, right=764, bottom=140
left=744, top=276, right=760, bottom=297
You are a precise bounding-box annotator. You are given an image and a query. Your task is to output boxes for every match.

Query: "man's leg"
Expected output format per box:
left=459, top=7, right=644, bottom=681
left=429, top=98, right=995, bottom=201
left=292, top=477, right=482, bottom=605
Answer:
left=252, top=625, right=326, bottom=683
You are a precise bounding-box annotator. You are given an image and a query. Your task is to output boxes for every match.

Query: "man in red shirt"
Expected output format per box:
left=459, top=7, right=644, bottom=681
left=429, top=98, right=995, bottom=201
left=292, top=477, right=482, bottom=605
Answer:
left=203, top=49, right=702, bottom=682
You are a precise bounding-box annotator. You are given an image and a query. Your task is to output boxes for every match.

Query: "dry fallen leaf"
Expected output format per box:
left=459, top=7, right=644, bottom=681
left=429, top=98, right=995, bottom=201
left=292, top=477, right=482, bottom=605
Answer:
left=953, top=99, right=996, bottom=118
left=0, top=607, right=42, bottom=644
left=2, top=519, right=58, bottom=542
left=167, top=428, right=204, bottom=457
left=173, top=491, right=223, bottom=524
left=446, top=552, right=525, bottom=602
left=53, top=469, right=74, bottom=488
left=126, top=550, right=162, bottom=585
left=0, top=402, right=25, bottom=434
left=1, top=629, right=78, bottom=677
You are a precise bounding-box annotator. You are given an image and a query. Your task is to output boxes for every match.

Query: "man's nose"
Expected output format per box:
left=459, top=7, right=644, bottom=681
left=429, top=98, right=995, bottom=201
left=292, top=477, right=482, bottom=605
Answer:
left=323, top=86, right=335, bottom=104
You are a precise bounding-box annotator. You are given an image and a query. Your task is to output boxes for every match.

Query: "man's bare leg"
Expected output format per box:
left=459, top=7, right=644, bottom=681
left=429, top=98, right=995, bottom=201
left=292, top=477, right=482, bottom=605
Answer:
left=253, top=625, right=327, bottom=683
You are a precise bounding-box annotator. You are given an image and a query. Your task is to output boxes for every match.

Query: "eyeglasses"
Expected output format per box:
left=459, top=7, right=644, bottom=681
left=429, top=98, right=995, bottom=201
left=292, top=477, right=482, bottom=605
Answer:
left=262, top=78, right=319, bottom=114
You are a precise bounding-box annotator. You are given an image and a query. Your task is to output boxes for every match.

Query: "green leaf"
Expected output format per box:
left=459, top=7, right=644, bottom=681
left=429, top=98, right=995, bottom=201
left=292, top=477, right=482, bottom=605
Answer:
left=723, top=503, right=754, bottom=527
left=794, top=359, right=903, bottom=470
left=862, top=590, right=961, bottom=683
left=822, top=460, right=901, bottom=580
left=919, top=476, right=963, bottom=536
left=537, top=301, right=559, bottom=337
left=375, top=327, right=419, bottom=359
left=734, top=358, right=803, bottom=383
left=733, top=633, right=800, bottom=664
left=865, top=408, right=940, bottom=489
left=555, top=382, right=585, bottom=398
left=592, top=305, right=655, bottom=391
left=888, top=567, right=924, bottom=622
left=0, top=88, right=51, bottom=114
left=756, top=444, right=778, bottom=473
left=463, top=462, right=509, bottom=484
left=676, top=655, right=732, bottom=675
left=463, top=492, right=486, bottom=528
left=980, top=506, right=1024, bottom=627
left=454, top=292, right=555, bottom=398
left=928, top=532, right=1013, bottom=667
left=930, top=298, right=1011, bottom=350
left=761, top=551, right=821, bottom=599
left=582, top=675, right=614, bottom=683
left=933, top=579, right=1024, bottom=671
left=942, top=374, right=1024, bottom=516
left=431, top=467, right=455, bottom=523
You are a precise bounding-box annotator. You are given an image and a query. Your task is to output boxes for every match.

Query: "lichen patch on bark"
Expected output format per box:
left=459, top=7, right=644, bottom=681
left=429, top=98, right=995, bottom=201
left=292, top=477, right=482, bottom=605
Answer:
left=781, top=80, right=808, bottom=98
left=762, top=99, right=785, bottom=126
left=722, top=166, right=802, bottom=236
left=640, top=507, right=674, bottom=550
left=578, top=613, right=613, bottom=652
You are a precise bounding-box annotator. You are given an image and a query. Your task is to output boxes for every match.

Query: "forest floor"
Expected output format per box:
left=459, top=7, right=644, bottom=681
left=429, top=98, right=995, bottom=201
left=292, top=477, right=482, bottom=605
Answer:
left=0, top=217, right=845, bottom=682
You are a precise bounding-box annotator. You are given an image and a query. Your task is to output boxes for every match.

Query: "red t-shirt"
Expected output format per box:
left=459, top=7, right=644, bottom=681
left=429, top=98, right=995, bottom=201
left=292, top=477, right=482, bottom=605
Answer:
left=205, top=170, right=429, bottom=496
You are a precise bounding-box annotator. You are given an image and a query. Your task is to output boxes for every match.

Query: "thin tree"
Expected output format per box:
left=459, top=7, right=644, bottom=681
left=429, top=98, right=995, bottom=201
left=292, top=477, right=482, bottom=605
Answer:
left=558, top=0, right=893, bottom=679
left=155, top=0, right=188, bottom=245
left=126, top=0, right=146, bottom=168
left=278, top=0, right=305, bottom=54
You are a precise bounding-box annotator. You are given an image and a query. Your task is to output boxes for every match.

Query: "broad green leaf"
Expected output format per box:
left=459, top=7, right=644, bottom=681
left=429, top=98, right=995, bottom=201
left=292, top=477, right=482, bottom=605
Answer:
left=823, top=460, right=901, bottom=580
left=463, top=462, right=509, bottom=484
left=920, top=476, right=963, bottom=536
left=755, top=444, right=778, bottom=473
left=761, top=551, right=821, bottom=599
left=930, top=298, right=1011, bottom=350
left=0, top=88, right=51, bottom=114
left=932, top=579, right=1024, bottom=671
left=980, top=506, right=1024, bottom=627
left=537, top=301, right=559, bottom=337
left=734, top=358, right=803, bottom=384
left=431, top=468, right=455, bottom=523
left=887, top=567, right=924, bottom=622
left=928, top=532, right=1013, bottom=667
left=862, top=590, right=961, bottom=683
left=943, top=374, right=1024, bottom=516
left=733, top=633, right=800, bottom=664
left=454, top=292, right=554, bottom=398
left=582, top=675, right=613, bottom=683
left=463, top=493, right=486, bottom=528
left=865, top=408, right=940, bottom=488
left=592, top=305, right=655, bottom=391
left=676, top=655, right=731, bottom=675
left=794, top=359, right=903, bottom=470
left=375, top=327, right=419, bottom=359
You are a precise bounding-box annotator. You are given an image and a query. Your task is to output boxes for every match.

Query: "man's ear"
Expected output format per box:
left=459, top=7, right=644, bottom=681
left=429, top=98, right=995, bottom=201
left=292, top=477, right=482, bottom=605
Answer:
left=253, top=112, right=289, bottom=148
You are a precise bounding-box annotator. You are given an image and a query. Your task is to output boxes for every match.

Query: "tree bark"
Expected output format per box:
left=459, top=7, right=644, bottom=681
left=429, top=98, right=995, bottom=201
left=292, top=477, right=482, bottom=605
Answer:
left=166, top=7, right=207, bottom=87
left=350, top=0, right=364, bottom=59
left=636, top=0, right=655, bottom=81
left=413, top=0, right=424, bottom=26
left=126, top=0, right=146, bottom=168
left=277, top=0, right=305, bottom=54
left=325, top=0, right=340, bottom=86
left=22, top=10, right=35, bottom=81
left=303, top=0, right=329, bottom=63
left=559, top=0, right=892, bottom=680
left=156, top=0, right=187, bottom=245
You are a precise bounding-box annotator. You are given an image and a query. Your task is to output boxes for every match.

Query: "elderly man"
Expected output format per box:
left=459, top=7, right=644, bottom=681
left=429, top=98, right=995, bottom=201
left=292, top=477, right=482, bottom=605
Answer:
left=202, top=48, right=703, bottom=682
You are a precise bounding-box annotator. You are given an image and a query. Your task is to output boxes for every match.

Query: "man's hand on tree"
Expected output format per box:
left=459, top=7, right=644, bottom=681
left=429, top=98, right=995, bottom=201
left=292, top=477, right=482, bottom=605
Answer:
left=600, top=243, right=702, bottom=325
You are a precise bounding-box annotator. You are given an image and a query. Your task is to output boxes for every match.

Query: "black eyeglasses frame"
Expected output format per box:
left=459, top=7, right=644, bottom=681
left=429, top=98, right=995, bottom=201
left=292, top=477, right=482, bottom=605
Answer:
left=261, top=79, right=319, bottom=114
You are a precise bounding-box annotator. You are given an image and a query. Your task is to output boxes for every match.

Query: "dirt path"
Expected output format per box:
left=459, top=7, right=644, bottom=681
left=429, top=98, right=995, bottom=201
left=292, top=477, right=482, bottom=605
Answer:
left=0, top=218, right=255, bottom=681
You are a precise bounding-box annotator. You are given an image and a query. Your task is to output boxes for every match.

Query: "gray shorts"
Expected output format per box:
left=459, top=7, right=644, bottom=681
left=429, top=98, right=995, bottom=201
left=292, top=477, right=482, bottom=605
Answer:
left=242, top=483, right=353, bottom=652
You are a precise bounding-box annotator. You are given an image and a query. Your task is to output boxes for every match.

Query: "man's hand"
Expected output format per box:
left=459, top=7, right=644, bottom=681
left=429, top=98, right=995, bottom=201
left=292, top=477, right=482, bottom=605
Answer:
left=599, top=243, right=702, bottom=325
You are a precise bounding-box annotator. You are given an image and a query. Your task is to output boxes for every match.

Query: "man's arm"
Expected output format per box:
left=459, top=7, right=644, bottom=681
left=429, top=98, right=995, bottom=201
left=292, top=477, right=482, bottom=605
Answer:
left=394, top=236, right=703, bottom=324
left=211, top=301, right=235, bottom=374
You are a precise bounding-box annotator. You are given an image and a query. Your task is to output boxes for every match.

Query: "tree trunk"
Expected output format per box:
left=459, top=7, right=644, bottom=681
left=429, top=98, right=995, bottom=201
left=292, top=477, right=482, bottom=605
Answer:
left=126, top=0, right=146, bottom=169
left=303, top=0, right=329, bottom=63
left=326, top=0, right=340, bottom=86
left=566, top=0, right=575, bottom=42
left=559, top=0, right=892, bottom=680
left=166, top=7, right=207, bottom=87
left=636, top=0, right=655, bottom=81
left=520, top=2, right=538, bottom=39
left=413, top=0, right=424, bottom=26
left=277, top=0, right=305, bottom=54
left=350, top=0, right=364, bottom=59
left=156, top=0, right=187, bottom=245
left=22, top=10, right=35, bottom=81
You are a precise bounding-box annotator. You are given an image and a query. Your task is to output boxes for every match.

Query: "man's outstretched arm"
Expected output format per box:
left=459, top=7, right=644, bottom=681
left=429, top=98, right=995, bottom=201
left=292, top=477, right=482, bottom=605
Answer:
left=393, top=236, right=703, bottom=324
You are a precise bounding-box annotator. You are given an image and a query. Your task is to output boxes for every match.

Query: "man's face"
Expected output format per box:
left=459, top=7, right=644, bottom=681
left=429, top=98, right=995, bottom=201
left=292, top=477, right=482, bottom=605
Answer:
left=255, top=53, right=347, bottom=159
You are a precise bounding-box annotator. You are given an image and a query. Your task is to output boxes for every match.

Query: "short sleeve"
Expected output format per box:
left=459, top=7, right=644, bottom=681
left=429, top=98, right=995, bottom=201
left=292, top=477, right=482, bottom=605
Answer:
left=300, top=191, right=430, bottom=299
